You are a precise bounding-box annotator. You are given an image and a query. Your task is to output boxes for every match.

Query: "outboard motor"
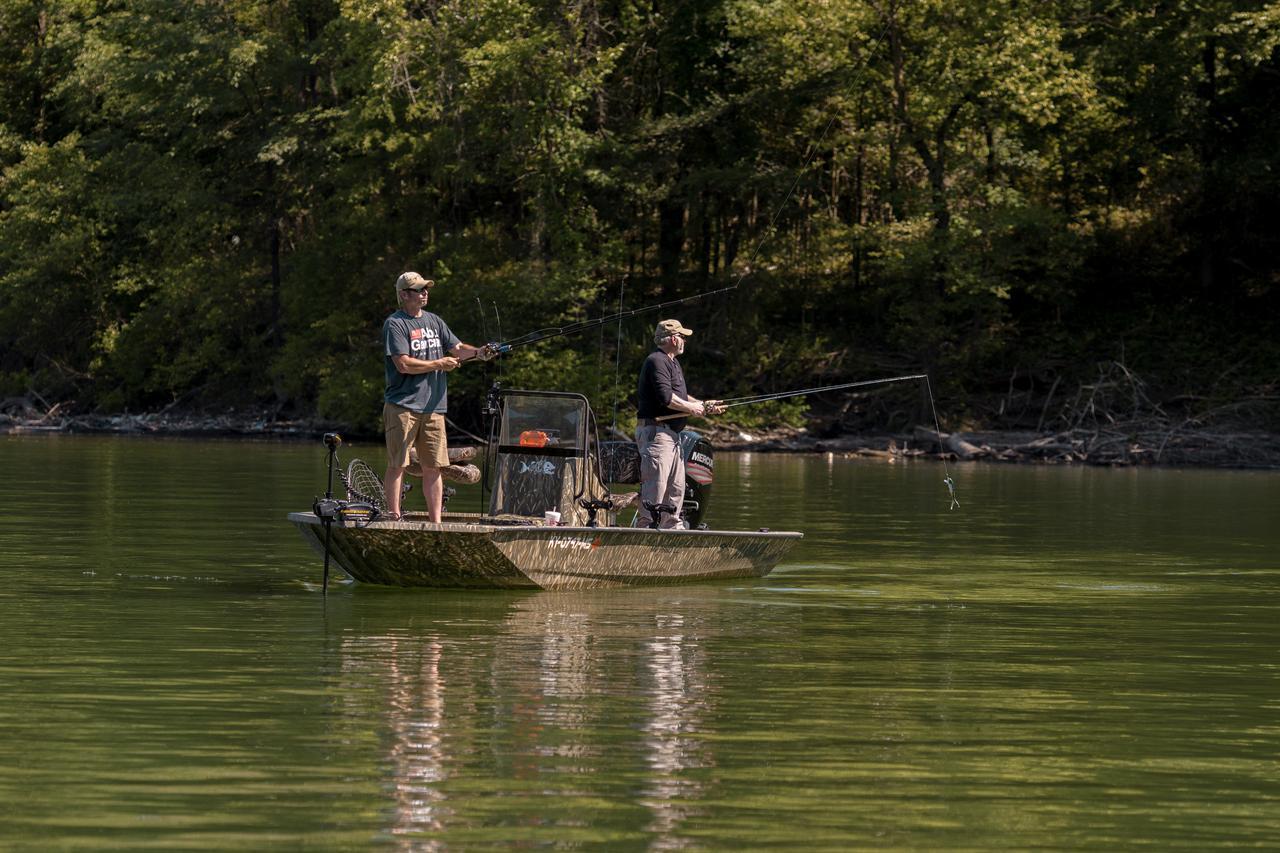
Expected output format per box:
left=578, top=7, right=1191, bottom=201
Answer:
left=678, top=429, right=714, bottom=529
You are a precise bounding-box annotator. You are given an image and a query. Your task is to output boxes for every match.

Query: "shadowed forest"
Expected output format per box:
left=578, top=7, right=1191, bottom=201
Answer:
left=2, top=1, right=1278, bottom=452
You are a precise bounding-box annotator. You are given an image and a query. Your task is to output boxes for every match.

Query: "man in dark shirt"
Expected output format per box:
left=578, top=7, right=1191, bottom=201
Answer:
left=634, top=319, right=724, bottom=528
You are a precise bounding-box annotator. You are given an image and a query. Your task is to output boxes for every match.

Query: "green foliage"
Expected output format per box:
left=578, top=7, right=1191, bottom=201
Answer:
left=0, top=0, right=1275, bottom=433
left=316, top=356, right=382, bottom=432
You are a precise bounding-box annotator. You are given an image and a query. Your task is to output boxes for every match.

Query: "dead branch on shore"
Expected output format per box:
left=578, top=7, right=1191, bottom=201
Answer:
left=904, top=362, right=1280, bottom=468
left=0, top=398, right=319, bottom=437
left=705, top=361, right=1280, bottom=469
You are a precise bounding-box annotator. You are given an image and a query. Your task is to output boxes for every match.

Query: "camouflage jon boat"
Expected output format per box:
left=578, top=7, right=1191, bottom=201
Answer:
left=288, top=512, right=801, bottom=590
left=289, top=389, right=802, bottom=589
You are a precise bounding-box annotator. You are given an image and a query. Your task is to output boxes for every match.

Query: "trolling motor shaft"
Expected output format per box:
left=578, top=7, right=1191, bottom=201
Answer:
left=319, top=432, right=342, bottom=595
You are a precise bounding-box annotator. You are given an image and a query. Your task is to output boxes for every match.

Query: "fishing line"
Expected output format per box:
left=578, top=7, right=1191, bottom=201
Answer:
left=476, top=296, right=489, bottom=349
left=714, top=373, right=928, bottom=407
left=496, top=284, right=739, bottom=350
left=610, top=276, right=627, bottom=433
left=926, top=374, right=960, bottom=510
left=491, top=301, right=505, bottom=380
left=596, top=313, right=605, bottom=413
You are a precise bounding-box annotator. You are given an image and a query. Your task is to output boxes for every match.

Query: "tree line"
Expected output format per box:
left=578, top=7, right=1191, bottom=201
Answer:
left=2, top=0, right=1277, bottom=437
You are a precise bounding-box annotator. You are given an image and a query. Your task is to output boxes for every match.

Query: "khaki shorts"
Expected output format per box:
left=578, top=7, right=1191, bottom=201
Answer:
left=384, top=404, right=449, bottom=469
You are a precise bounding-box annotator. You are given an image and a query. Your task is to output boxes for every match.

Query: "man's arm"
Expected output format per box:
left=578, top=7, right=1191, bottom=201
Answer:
left=669, top=394, right=725, bottom=416
left=666, top=393, right=705, bottom=416
left=392, top=353, right=460, bottom=374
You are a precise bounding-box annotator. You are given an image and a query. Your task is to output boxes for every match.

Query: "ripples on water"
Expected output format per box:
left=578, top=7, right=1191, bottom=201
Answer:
left=1, top=435, right=1278, bottom=849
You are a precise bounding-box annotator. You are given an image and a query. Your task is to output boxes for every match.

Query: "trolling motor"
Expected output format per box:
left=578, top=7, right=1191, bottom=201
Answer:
left=312, top=431, right=379, bottom=527
left=312, top=432, right=381, bottom=594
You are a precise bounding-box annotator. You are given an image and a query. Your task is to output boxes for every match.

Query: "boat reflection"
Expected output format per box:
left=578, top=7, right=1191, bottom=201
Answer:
left=641, top=612, right=711, bottom=844
left=384, top=638, right=449, bottom=840
left=329, top=587, right=734, bottom=846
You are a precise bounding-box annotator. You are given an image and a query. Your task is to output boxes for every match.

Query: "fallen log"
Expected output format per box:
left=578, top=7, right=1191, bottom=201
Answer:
left=913, top=426, right=985, bottom=459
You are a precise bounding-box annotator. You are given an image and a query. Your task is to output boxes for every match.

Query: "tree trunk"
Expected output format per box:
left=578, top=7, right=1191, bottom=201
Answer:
left=1199, top=36, right=1218, bottom=291
left=658, top=199, right=685, bottom=280
left=698, top=191, right=712, bottom=280
left=270, top=215, right=282, bottom=350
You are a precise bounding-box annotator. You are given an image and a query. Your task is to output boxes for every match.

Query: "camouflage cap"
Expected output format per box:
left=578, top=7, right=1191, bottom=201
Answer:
left=654, top=319, right=693, bottom=341
left=395, top=272, right=435, bottom=292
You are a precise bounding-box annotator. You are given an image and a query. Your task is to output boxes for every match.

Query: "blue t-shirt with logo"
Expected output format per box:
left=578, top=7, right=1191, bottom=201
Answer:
left=383, top=310, right=461, bottom=413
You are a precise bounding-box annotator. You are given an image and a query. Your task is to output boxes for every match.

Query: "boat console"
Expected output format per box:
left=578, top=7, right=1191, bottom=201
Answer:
left=487, top=388, right=715, bottom=529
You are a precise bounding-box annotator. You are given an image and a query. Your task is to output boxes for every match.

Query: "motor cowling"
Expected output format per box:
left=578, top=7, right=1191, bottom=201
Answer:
left=679, top=430, right=714, bottom=529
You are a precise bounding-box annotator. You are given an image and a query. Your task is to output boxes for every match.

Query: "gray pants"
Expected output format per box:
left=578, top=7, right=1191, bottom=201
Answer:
left=635, top=424, right=685, bottom=529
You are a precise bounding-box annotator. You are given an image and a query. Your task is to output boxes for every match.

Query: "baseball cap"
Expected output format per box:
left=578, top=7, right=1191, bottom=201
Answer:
left=395, top=272, right=435, bottom=292
left=655, top=319, right=693, bottom=339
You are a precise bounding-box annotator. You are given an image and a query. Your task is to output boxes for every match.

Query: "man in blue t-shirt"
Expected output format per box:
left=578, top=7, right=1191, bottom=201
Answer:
left=382, top=272, right=493, bottom=522
left=634, top=319, right=724, bottom=529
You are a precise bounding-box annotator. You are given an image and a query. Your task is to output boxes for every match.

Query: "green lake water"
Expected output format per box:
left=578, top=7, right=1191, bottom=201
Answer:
left=1, top=434, right=1277, bottom=849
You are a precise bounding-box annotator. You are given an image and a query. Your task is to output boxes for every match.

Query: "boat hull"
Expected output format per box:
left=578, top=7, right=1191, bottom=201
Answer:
left=288, top=512, right=801, bottom=590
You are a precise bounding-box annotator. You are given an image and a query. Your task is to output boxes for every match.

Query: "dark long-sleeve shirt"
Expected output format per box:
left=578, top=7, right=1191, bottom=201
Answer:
left=637, top=351, right=689, bottom=432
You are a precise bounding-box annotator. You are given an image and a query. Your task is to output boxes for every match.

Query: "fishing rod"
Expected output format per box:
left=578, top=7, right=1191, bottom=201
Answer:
left=491, top=301, right=505, bottom=368
left=610, top=277, right=627, bottom=432
left=476, top=296, right=490, bottom=350
left=719, top=373, right=928, bottom=408
left=655, top=371, right=961, bottom=510
left=652, top=373, right=926, bottom=420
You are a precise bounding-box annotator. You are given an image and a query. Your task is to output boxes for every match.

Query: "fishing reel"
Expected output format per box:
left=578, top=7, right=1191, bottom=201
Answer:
left=323, top=432, right=342, bottom=449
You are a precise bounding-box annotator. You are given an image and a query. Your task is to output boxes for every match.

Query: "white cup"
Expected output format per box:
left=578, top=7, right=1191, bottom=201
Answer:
left=544, top=511, right=561, bottom=526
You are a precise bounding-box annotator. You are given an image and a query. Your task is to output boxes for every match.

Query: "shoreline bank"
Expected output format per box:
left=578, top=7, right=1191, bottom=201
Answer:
left=5, top=410, right=1278, bottom=470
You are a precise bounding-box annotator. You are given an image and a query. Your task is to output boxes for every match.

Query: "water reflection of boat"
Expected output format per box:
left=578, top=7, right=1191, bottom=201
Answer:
left=289, top=389, right=801, bottom=589
left=329, top=586, right=726, bottom=844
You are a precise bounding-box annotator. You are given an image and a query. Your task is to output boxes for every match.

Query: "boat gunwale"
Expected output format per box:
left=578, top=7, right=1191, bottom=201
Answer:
left=286, top=511, right=803, bottom=539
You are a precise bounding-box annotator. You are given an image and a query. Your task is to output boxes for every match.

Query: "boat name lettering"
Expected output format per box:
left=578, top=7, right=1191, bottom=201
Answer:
left=548, top=536, right=593, bottom=551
